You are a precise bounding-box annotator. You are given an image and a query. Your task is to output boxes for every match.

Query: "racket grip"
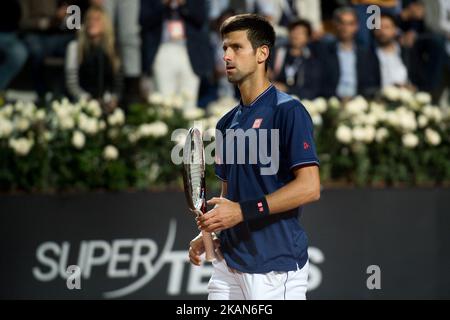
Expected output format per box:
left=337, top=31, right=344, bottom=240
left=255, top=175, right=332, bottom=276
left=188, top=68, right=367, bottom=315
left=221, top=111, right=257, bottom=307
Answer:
left=201, top=230, right=216, bottom=262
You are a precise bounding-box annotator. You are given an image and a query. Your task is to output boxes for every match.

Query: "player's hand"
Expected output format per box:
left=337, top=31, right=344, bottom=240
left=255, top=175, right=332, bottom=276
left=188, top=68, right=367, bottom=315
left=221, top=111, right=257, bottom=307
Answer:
left=197, top=198, right=244, bottom=233
left=188, top=235, right=205, bottom=266
left=188, top=234, right=220, bottom=266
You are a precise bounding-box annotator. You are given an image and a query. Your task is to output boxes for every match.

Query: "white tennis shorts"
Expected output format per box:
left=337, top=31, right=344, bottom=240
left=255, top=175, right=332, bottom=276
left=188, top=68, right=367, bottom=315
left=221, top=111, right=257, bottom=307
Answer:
left=207, top=257, right=309, bottom=300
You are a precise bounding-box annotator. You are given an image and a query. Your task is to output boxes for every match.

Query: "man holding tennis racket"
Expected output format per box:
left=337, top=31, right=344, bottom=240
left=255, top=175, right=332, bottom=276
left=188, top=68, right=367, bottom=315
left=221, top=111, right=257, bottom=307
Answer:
left=188, top=14, right=321, bottom=300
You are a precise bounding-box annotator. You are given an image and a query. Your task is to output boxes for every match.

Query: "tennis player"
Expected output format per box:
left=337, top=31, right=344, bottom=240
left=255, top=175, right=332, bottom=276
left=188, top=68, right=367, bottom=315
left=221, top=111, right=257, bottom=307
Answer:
left=188, top=14, right=321, bottom=300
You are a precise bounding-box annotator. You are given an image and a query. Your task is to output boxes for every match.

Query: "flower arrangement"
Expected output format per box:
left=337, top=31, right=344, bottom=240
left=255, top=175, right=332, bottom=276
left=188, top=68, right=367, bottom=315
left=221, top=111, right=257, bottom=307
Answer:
left=0, top=87, right=448, bottom=193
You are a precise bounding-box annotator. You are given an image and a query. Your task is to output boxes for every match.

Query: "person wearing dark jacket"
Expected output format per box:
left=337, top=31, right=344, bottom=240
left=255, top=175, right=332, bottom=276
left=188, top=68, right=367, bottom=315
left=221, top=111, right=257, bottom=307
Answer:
left=372, top=13, right=413, bottom=90
left=271, top=19, right=321, bottom=100
left=0, top=0, right=28, bottom=92
left=319, top=7, right=380, bottom=99
left=140, top=0, right=213, bottom=109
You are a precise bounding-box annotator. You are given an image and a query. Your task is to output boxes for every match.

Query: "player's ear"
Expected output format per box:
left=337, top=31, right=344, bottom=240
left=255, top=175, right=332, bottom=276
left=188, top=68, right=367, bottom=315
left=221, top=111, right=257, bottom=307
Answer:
left=257, top=45, right=270, bottom=65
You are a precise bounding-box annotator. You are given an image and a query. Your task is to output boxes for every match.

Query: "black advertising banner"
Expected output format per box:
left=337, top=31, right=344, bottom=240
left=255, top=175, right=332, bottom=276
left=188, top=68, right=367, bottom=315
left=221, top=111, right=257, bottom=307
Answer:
left=0, top=189, right=449, bottom=299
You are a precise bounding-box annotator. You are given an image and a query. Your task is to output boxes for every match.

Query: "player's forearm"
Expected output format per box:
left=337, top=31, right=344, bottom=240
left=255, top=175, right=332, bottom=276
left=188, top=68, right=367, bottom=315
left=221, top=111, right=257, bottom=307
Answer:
left=266, top=179, right=320, bottom=214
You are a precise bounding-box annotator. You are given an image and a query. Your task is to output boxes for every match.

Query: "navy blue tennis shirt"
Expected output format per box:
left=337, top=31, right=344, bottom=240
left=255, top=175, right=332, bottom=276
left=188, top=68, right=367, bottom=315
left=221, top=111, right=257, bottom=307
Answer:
left=214, top=84, right=319, bottom=273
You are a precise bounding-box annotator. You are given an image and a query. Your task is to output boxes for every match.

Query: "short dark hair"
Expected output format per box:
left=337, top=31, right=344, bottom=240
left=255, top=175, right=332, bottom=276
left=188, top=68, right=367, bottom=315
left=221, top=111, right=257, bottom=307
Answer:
left=220, top=14, right=276, bottom=68
left=333, top=7, right=358, bottom=23
left=380, top=12, right=399, bottom=27
left=288, top=19, right=312, bottom=38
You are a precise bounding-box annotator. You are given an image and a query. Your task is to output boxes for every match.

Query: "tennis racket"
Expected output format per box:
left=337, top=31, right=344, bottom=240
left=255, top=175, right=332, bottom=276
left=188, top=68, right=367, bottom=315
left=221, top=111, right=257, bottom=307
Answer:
left=182, top=127, right=216, bottom=262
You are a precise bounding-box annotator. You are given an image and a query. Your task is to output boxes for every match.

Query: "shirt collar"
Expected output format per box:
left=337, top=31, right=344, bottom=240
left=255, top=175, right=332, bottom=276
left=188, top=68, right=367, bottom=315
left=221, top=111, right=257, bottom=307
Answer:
left=239, top=84, right=275, bottom=108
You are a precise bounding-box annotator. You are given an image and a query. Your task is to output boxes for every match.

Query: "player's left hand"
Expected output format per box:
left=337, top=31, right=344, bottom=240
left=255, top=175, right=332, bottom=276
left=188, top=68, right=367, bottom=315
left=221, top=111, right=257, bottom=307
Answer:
left=197, top=197, right=244, bottom=233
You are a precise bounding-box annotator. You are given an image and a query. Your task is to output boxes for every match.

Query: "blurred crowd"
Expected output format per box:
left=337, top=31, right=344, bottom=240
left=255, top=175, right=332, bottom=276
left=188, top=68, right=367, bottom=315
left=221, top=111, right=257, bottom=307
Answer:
left=0, top=0, right=449, bottom=112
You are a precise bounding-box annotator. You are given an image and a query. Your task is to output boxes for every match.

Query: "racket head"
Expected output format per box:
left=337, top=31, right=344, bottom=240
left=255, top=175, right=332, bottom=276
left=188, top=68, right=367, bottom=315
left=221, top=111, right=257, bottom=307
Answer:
left=182, top=127, right=206, bottom=215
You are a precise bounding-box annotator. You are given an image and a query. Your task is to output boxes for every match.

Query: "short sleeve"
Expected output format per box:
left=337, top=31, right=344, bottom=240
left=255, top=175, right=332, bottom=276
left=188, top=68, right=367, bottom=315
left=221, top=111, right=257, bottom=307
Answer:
left=280, top=102, right=320, bottom=170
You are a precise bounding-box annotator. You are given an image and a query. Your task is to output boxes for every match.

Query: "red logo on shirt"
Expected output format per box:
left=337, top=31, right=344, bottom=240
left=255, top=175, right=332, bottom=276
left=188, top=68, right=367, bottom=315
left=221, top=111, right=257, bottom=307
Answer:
left=252, top=118, right=263, bottom=129
left=303, top=142, right=310, bottom=150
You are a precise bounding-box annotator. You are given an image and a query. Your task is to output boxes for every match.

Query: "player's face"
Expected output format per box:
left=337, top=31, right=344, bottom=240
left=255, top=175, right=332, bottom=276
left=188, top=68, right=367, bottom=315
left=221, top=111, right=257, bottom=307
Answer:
left=222, top=31, right=259, bottom=84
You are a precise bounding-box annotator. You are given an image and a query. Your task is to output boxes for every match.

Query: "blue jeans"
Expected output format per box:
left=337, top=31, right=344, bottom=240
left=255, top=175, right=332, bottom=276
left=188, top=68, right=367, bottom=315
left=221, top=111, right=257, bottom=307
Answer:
left=0, top=33, right=28, bottom=90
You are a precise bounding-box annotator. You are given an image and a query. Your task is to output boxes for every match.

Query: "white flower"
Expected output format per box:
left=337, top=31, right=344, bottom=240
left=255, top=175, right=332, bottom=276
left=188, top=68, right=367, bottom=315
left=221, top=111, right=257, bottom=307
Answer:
left=386, top=111, right=400, bottom=128
left=20, top=102, right=37, bottom=119
left=417, top=115, right=428, bottom=128
left=148, top=92, right=164, bottom=105
left=415, top=92, right=432, bottom=105
left=0, top=104, right=13, bottom=117
left=0, top=118, right=13, bottom=138
left=60, top=117, right=75, bottom=130
left=128, top=131, right=140, bottom=144
left=16, top=118, right=30, bottom=132
left=402, top=133, right=419, bottom=149
left=86, top=100, right=102, bottom=118
left=35, top=109, right=46, bottom=121
left=423, top=105, right=443, bottom=122
left=363, top=126, right=376, bottom=143
left=363, top=113, right=378, bottom=126
left=107, top=108, right=125, bottom=126
left=396, top=108, right=417, bottom=132
left=424, top=128, right=441, bottom=146
left=328, top=97, right=341, bottom=110
left=345, top=96, right=369, bottom=115
left=43, top=131, right=53, bottom=142
left=147, top=164, right=160, bottom=183
left=375, top=127, right=389, bottom=143
left=103, top=145, right=119, bottom=160
left=183, top=108, right=206, bottom=120
left=78, top=113, right=98, bottom=135
left=302, top=100, right=317, bottom=115
left=336, top=125, right=353, bottom=144
left=9, top=137, right=34, bottom=156
left=170, top=96, right=184, bottom=109
left=72, top=131, right=86, bottom=149
left=382, top=86, right=401, bottom=101
left=352, top=126, right=367, bottom=142
left=399, top=88, right=415, bottom=105
left=311, top=114, right=323, bottom=126
left=159, top=107, right=174, bottom=118
left=313, top=97, right=327, bottom=113
left=138, top=121, right=168, bottom=138
left=98, top=120, right=106, bottom=131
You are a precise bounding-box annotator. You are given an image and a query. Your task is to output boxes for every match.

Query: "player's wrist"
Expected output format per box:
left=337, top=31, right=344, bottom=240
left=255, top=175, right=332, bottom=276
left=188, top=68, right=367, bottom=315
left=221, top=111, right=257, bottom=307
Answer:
left=239, top=197, right=270, bottom=222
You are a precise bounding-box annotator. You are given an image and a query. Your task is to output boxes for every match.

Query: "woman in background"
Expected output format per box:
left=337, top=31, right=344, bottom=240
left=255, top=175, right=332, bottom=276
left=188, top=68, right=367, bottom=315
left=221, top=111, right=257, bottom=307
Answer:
left=65, top=5, right=122, bottom=112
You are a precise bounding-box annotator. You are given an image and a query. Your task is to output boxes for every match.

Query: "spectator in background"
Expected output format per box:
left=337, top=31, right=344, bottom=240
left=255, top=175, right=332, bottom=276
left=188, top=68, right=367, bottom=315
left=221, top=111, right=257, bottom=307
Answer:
left=0, top=0, right=28, bottom=94
left=420, top=0, right=449, bottom=104
left=319, top=7, right=379, bottom=99
left=373, top=13, right=412, bottom=89
left=351, top=0, right=401, bottom=48
left=398, top=0, right=445, bottom=95
left=271, top=19, right=321, bottom=99
left=140, top=0, right=213, bottom=109
left=91, top=0, right=141, bottom=106
left=270, top=0, right=324, bottom=40
left=65, top=5, right=121, bottom=111
left=20, top=0, right=78, bottom=103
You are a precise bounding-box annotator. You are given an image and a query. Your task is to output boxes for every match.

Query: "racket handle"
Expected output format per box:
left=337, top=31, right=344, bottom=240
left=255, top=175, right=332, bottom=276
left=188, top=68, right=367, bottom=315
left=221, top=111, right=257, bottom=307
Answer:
left=201, top=230, right=216, bottom=262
